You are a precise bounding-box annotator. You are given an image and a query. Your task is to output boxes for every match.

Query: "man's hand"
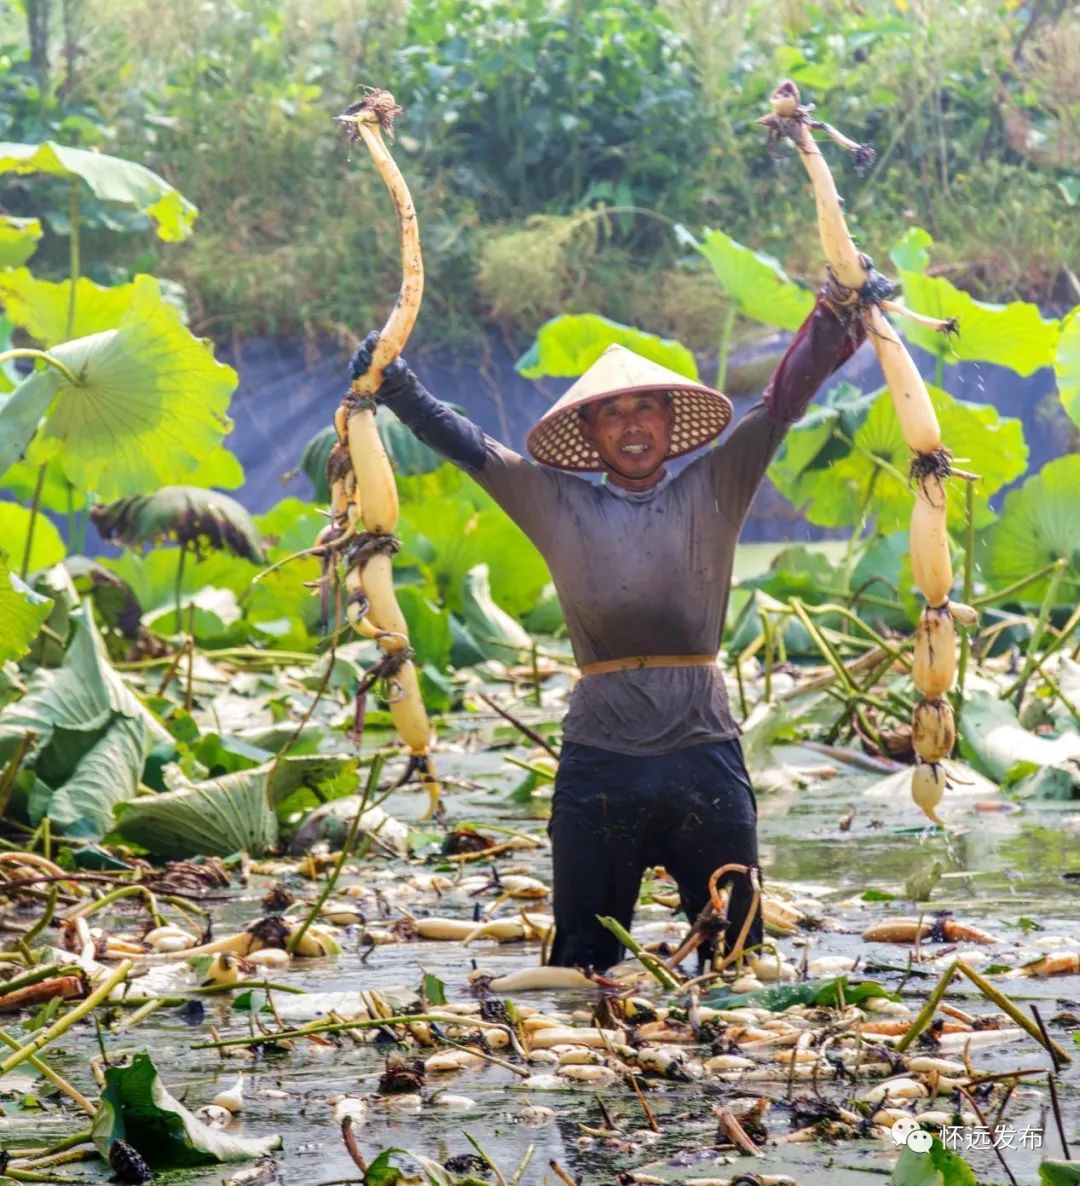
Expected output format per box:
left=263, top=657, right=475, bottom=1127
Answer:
left=348, top=330, right=410, bottom=398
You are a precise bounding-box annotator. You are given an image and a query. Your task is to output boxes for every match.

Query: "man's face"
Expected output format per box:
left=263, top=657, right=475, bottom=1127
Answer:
left=580, top=392, right=674, bottom=490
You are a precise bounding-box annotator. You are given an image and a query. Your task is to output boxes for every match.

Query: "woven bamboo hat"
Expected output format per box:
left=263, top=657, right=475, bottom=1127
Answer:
left=525, top=344, right=733, bottom=472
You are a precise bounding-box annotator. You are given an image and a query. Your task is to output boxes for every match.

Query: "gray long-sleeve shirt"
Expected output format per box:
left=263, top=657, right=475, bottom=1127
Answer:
left=381, top=298, right=862, bottom=755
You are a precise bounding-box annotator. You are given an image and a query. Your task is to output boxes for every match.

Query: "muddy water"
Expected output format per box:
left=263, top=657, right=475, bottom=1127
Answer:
left=2, top=733, right=1078, bottom=1186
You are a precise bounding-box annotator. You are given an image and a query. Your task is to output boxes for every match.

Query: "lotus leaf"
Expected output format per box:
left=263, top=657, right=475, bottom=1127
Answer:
left=1054, top=306, right=1080, bottom=430
left=29, top=714, right=148, bottom=839
left=461, top=563, right=533, bottom=660
left=676, top=224, right=815, bottom=333
left=517, top=311, right=699, bottom=380
left=0, top=501, right=66, bottom=573
left=91, top=487, right=265, bottom=563
left=0, top=558, right=52, bottom=663
left=115, top=755, right=353, bottom=858
left=0, top=141, right=197, bottom=241
left=769, top=384, right=1027, bottom=531
left=91, top=1052, right=280, bottom=1167
left=897, top=271, right=1059, bottom=376
left=958, top=690, right=1080, bottom=785
left=1, top=277, right=236, bottom=499
left=0, top=270, right=138, bottom=347
left=983, top=455, right=1080, bottom=604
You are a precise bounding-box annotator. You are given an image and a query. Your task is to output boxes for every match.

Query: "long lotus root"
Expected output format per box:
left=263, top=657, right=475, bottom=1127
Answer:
left=760, top=80, right=978, bottom=822
left=324, top=89, right=440, bottom=819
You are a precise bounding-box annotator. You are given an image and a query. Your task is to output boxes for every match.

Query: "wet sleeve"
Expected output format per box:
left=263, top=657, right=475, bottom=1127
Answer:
left=379, top=365, right=564, bottom=552
left=710, top=295, right=865, bottom=524
left=378, top=365, right=488, bottom=473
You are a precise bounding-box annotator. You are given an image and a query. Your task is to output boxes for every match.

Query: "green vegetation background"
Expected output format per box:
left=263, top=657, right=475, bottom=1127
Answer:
left=3, top=0, right=1079, bottom=354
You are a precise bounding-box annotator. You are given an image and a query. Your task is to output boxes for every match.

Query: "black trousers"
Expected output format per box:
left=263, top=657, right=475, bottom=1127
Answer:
left=547, top=738, right=761, bottom=972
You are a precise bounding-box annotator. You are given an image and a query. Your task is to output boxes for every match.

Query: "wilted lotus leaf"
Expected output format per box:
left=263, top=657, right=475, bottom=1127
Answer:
left=91, top=487, right=266, bottom=564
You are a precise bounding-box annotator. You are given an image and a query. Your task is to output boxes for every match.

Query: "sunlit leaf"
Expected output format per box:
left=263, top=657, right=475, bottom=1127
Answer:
left=677, top=225, right=814, bottom=332
left=11, top=276, right=236, bottom=499
left=0, top=558, right=52, bottom=663
left=91, top=1052, right=280, bottom=1167
left=0, top=141, right=197, bottom=241
left=91, top=487, right=266, bottom=564
left=516, top=312, right=699, bottom=380
left=983, top=455, right=1080, bottom=604
left=1053, top=305, right=1080, bottom=429
left=0, top=502, right=66, bottom=573
left=0, top=216, right=42, bottom=267
left=897, top=271, right=1059, bottom=375
left=0, top=269, right=136, bottom=346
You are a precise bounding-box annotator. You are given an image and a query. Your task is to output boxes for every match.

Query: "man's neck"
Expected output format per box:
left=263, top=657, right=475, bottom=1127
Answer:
left=603, top=465, right=667, bottom=493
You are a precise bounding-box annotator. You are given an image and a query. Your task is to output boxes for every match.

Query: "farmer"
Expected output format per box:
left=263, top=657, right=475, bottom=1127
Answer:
left=350, top=282, right=865, bottom=971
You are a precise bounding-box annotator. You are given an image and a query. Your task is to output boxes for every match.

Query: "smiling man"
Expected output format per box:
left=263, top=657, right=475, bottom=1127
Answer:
left=350, top=285, right=864, bottom=971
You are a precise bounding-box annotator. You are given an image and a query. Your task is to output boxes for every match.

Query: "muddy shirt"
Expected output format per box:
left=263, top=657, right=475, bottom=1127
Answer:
left=383, top=297, right=861, bottom=756
left=470, top=406, right=776, bottom=753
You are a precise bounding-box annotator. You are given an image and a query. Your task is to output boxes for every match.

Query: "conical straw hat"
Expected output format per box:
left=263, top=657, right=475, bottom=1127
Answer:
left=525, top=344, right=733, bottom=472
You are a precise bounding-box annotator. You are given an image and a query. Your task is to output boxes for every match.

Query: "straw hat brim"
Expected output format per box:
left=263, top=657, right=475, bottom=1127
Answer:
left=525, top=344, right=734, bottom=472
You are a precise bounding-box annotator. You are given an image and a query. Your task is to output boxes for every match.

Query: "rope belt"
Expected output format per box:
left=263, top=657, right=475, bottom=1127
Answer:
left=579, top=653, right=718, bottom=677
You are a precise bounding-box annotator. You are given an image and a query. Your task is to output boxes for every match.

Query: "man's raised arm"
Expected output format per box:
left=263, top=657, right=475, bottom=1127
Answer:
left=709, top=290, right=866, bottom=524
left=352, top=333, right=566, bottom=552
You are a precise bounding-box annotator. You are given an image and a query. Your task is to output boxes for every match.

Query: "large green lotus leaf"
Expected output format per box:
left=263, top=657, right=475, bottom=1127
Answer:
left=1041, top=1162, right=1080, bottom=1186
left=0, top=501, right=66, bottom=573
left=517, top=312, right=699, bottom=380
left=115, top=756, right=350, bottom=858
left=0, top=270, right=136, bottom=347
left=395, top=584, right=452, bottom=670
left=677, top=225, right=814, bottom=333
left=0, top=216, right=42, bottom=267
left=983, top=455, right=1080, bottom=604
left=958, top=689, right=1080, bottom=786
left=1054, top=306, right=1080, bottom=429
left=91, top=487, right=265, bottom=564
left=0, top=142, right=197, bottom=242
left=33, top=715, right=148, bottom=839
left=772, top=385, right=1027, bottom=531
left=462, top=563, right=533, bottom=661
left=897, top=271, right=1059, bottom=375
left=91, top=1052, right=281, bottom=1167
left=13, top=276, right=236, bottom=499
left=0, top=558, right=53, bottom=663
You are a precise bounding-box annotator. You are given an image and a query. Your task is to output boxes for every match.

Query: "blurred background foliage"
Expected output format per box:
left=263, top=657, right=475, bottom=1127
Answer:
left=1, top=0, right=1078, bottom=354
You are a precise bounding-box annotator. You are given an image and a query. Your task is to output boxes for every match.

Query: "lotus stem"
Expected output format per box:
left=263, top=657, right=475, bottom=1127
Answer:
left=0, top=1028, right=94, bottom=1115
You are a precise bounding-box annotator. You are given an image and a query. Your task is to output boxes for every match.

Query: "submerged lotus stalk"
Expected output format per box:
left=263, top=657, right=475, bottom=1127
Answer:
left=760, top=80, right=978, bottom=823
left=322, top=88, right=440, bottom=819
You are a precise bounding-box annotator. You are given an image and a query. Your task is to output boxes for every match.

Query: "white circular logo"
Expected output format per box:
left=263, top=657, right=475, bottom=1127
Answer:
left=891, top=1117, right=932, bottom=1153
